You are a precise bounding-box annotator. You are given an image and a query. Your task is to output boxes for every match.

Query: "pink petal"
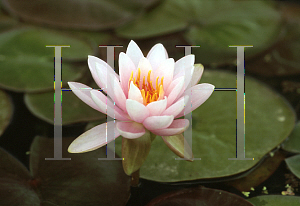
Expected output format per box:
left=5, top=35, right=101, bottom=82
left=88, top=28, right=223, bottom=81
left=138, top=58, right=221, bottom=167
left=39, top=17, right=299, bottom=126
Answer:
left=190, top=64, right=204, bottom=87
left=162, top=95, right=189, bottom=117
left=174, top=54, right=195, bottom=77
left=151, top=119, right=189, bottom=136
left=128, top=81, right=143, bottom=104
left=176, top=65, right=194, bottom=99
left=119, top=52, right=136, bottom=97
left=116, top=121, right=145, bottom=139
left=147, top=43, right=168, bottom=71
left=88, top=55, right=119, bottom=93
left=176, top=83, right=215, bottom=118
left=68, top=82, right=101, bottom=112
left=107, top=74, right=127, bottom=112
left=152, top=58, right=175, bottom=91
left=68, top=121, right=120, bottom=153
left=126, top=99, right=149, bottom=123
left=143, top=115, right=174, bottom=130
left=90, top=90, right=130, bottom=121
left=146, top=97, right=167, bottom=116
left=167, top=76, right=184, bottom=107
left=126, top=40, right=144, bottom=68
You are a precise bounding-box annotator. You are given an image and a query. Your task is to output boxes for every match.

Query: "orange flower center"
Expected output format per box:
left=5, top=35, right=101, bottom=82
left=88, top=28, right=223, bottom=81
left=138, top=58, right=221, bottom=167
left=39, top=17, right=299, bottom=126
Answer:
left=128, top=68, right=164, bottom=105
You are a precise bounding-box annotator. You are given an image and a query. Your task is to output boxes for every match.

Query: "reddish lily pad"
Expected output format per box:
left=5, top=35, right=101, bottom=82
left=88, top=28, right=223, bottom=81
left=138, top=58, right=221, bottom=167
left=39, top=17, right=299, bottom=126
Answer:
left=2, top=0, right=161, bottom=30
left=282, top=122, right=300, bottom=153
left=24, top=84, right=106, bottom=125
left=146, top=186, right=253, bottom=206
left=0, top=136, right=131, bottom=205
left=0, top=89, right=13, bottom=137
left=0, top=148, right=39, bottom=205
left=113, top=69, right=295, bottom=182
left=248, top=195, right=300, bottom=206
left=0, top=27, right=93, bottom=92
left=30, top=136, right=131, bottom=206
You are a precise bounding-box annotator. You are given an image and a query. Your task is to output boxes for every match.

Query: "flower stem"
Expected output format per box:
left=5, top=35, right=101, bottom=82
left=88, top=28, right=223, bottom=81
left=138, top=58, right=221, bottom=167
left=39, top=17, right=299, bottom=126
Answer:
left=131, top=169, right=140, bottom=187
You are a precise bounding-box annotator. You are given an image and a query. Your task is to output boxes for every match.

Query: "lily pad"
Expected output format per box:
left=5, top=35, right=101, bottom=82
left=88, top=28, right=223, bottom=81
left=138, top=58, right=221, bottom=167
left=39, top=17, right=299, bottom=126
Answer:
left=114, top=69, right=296, bottom=182
left=146, top=186, right=253, bottom=206
left=117, top=0, right=282, bottom=65
left=24, top=86, right=106, bottom=125
left=2, top=0, right=160, bottom=30
left=285, top=154, right=300, bottom=179
left=0, top=27, right=93, bottom=92
left=0, top=136, right=131, bottom=205
left=282, top=122, right=300, bottom=153
left=0, top=89, right=13, bottom=137
left=248, top=195, right=300, bottom=206
left=30, top=136, right=131, bottom=206
left=0, top=148, right=40, bottom=205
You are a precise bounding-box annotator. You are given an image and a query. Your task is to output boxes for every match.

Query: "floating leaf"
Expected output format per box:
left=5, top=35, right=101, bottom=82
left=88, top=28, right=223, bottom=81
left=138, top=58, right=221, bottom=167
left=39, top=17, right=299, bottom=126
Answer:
left=117, top=0, right=281, bottom=65
left=248, top=195, right=300, bottom=206
left=226, top=150, right=286, bottom=192
left=282, top=122, right=300, bottom=153
left=24, top=87, right=106, bottom=125
left=285, top=154, right=300, bottom=179
left=29, top=136, right=131, bottom=206
left=0, top=89, right=13, bottom=137
left=0, top=27, right=93, bottom=92
left=2, top=0, right=161, bottom=30
left=146, top=186, right=253, bottom=206
left=113, top=70, right=295, bottom=182
left=0, top=148, right=40, bottom=205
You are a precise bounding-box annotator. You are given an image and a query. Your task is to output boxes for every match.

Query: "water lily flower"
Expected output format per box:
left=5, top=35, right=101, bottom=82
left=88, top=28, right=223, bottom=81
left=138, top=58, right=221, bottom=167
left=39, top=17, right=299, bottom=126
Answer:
left=68, top=40, right=214, bottom=175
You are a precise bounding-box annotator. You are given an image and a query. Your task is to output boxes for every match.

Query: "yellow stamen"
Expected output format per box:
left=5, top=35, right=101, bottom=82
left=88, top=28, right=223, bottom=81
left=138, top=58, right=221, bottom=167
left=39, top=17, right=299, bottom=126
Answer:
left=128, top=69, right=164, bottom=105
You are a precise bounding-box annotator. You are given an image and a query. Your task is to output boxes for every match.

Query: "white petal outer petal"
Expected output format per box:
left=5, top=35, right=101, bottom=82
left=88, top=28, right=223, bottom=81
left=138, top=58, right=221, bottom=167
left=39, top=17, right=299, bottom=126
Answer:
left=126, top=99, right=149, bottom=123
left=152, top=58, right=174, bottom=91
left=174, top=54, right=195, bottom=77
left=162, top=95, right=189, bottom=117
left=143, top=115, right=174, bottom=130
left=68, top=82, right=102, bottom=112
left=119, top=52, right=136, bottom=97
left=175, top=83, right=215, bottom=118
left=146, top=97, right=167, bottom=116
left=190, top=64, right=204, bottom=87
left=151, top=119, right=189, bottom=136
left=126, top=40, right=144, bottom=68
left=116, top=121, right=145, bottom=139
left=167, top=77, right=185, bottom=107
left=90, top=90, right=130, bottom=121
left=147, top=43, right=168, bottom=71
left=68, top=121, right=120, bottom=153
left=108, top=74, right=127, bottom=112
left=128, top=81, right=143, bottom=104
left=88, top=55, right=119, bottom=93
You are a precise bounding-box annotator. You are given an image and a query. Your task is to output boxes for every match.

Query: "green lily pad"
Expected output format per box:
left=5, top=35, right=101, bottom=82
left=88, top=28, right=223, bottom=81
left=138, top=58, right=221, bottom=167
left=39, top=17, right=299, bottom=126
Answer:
left=285, top=154, right=300, bottom=179
left=248, top=195, right=300, bottom=206
left=113, top=70, right=295, bottom=182
left=117, top=0, right=281, bottom=65
left=0, top=89, right=13, bottom=137
left=0, top=27, right=93, bottom=92
left=24, top=86, right=106, bottom=125
left=146, top=186, right=253, bottom=206
left=282, top=122, right=300, bottom=153
left=2, top=0, right=160, bottom=30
